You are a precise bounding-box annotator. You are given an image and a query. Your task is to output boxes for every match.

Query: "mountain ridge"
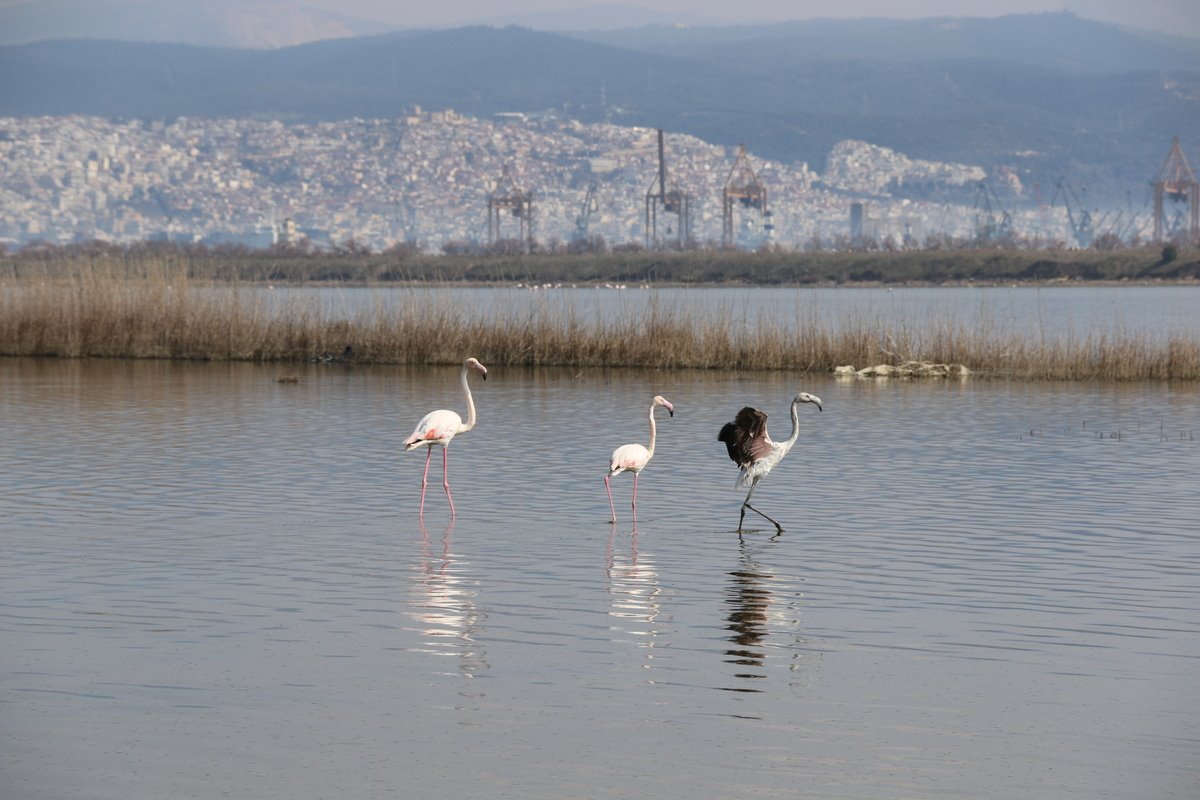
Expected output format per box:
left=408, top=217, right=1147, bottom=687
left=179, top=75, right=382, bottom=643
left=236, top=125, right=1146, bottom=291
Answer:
left=1, top=15, right=1197, bottom=203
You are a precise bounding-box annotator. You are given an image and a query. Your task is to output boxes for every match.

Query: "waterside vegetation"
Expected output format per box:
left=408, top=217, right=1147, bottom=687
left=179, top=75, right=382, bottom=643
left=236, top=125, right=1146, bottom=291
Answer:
left=3, top=256, right=1199, bottom=381
left=4, top=240, right=1199, bottom=286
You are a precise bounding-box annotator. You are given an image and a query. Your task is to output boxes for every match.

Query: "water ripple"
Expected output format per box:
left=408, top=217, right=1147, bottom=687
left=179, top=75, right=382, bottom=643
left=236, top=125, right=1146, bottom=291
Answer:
left=3, top=358, right=1199, bottom=799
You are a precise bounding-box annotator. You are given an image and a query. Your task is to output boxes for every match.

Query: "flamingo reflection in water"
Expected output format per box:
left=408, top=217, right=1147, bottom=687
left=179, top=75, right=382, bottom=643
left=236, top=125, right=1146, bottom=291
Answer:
left=409, top=519, right=489, bottom=680
left=605, top=523, right=667, bottom=666
left=721, top=539, right=819, bottom=695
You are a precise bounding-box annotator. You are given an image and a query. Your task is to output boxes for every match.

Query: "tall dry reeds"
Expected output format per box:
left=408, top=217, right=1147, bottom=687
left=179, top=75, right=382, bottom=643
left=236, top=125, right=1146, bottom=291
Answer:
left=2, top=262, right=1199, bottom=379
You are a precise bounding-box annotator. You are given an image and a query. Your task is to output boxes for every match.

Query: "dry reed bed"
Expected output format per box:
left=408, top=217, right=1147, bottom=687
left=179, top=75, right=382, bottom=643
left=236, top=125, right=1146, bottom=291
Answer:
left=2, top=268, right=1199, bottom=380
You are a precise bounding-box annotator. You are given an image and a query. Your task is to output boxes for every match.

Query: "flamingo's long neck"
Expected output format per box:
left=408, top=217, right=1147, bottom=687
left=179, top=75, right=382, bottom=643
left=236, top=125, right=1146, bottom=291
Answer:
left=780, top=397, right=802, bottom=456
left=645, top=402, right=659, bottom=458
left=460, top=365, right=477, bottom=432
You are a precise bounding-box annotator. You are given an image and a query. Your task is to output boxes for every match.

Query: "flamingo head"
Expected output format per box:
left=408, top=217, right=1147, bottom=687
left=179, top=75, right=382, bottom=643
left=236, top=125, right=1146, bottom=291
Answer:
left=795, top=391, right=822, bottom=411
left=653, top=395, right=675, bottom=417
left=465, top=357, right=488, bottom=380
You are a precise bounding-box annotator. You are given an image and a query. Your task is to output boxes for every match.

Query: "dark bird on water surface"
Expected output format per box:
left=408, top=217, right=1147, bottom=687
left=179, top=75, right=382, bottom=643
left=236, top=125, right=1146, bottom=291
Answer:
left=718, top=392, right=822, bottom=533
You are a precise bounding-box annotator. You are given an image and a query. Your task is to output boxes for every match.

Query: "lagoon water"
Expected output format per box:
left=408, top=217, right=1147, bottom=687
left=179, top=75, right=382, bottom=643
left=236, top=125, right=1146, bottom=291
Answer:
left=261, top=284, right=1200, bottom=341
left=2, top=355, right=1199, bottom=799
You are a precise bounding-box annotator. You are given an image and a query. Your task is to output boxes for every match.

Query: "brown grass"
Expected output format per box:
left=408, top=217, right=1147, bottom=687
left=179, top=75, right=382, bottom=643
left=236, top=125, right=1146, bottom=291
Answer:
left=2, top=261, right=1198, bottom=380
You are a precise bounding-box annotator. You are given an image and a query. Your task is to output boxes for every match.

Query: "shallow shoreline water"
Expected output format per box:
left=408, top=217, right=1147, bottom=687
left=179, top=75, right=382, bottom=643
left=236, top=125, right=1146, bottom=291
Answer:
left=3, top=358, right=1198, bottom=798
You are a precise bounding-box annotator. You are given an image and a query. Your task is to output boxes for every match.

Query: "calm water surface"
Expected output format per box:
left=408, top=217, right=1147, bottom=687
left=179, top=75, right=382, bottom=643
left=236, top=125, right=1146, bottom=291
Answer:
left=2, top=358, right=1199, bottom=799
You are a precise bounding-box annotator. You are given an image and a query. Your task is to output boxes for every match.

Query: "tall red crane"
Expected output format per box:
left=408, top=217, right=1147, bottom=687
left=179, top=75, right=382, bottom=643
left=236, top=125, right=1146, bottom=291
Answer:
left=1153, top=137, right=1199, bottom=243
left=722, top=145, right=771, bottom=248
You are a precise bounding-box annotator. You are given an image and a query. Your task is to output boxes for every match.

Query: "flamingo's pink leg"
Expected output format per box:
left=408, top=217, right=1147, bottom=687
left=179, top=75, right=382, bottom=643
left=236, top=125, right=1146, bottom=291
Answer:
left=420, top=447, right=432, bottom=516
left=631, top=472, right=639, bottom=521
left=442, top=446, right=456, bottom=517
left=605, top=475, right=617, bottom=523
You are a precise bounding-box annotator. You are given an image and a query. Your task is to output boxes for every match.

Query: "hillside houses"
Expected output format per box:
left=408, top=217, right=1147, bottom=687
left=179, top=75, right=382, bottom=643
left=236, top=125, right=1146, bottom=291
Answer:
left=0, top=111, right=1046, bottom=251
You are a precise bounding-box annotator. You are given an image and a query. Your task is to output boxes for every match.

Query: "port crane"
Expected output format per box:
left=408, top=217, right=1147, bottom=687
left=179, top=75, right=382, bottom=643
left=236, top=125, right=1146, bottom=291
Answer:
left=486, top=165, right=534, bottom=251
left=1152, top=137, right=1199, bottom=242
left=644, top=129, right=690, bottom=249
left=721, top=144, right=770, bottom=248
left=573, top=181, right=599, bottom=242
left=1051, top=178, right=1094, bottom=247
left=972, top=181, right=1014, bottom=243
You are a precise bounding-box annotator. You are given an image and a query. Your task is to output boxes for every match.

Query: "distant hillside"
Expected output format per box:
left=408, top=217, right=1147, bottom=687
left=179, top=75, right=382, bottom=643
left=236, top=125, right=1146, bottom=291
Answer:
left=573, top=12, right=1200, bottom=76
left=1, top=16, right=1198, bottom=204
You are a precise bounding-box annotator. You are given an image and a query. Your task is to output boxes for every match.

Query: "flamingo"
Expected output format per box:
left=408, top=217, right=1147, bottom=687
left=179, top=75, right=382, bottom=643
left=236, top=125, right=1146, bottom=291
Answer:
left=605, top=395, right=674, bottom=523
left=718, top=391, right=822, bottom=533
left=404, top=357, right=488, bottom=516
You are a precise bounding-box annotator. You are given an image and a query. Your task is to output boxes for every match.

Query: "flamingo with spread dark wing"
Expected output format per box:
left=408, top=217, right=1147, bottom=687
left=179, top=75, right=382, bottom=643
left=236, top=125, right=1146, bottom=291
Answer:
left=718, top=392, right=822, bottom=533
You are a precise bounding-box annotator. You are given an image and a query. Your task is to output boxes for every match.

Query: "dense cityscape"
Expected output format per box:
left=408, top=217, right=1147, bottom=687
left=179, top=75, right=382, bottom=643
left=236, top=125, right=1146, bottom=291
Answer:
left=3, top=108, right=1093, bottom=253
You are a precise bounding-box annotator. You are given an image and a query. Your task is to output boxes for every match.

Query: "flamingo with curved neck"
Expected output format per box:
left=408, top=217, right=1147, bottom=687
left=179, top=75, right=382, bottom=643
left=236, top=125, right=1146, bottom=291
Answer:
left=605, top=395, right=675, bottom=524
left=404, top=357, right=488, bottom=516
left=718, top=391, right=822, bottom=533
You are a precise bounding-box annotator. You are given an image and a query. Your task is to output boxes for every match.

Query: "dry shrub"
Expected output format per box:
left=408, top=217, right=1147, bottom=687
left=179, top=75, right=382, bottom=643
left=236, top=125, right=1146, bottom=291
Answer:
left=2, top=264, right=1199, bottom=380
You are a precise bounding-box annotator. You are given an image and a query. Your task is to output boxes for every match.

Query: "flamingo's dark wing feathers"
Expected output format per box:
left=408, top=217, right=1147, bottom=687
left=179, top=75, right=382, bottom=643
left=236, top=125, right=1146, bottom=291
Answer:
left=718, top=421, right=740, bottom=462
left=718, top=406, right=770, bottom=466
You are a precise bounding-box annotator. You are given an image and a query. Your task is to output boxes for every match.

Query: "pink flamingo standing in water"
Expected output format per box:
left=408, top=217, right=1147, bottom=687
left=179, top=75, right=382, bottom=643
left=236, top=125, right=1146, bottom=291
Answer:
left=605, top=395, right=674, bottom=523
left=404, top=357, right=488, bottom=516
left=718, top=391, right=822, bottom=533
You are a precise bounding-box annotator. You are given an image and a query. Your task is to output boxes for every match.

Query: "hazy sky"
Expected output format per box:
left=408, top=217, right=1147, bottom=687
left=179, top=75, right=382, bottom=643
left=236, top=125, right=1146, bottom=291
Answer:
left=327, top=0, right=1199, bottom=36
left=0, top=0, right=1195, bottom=38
